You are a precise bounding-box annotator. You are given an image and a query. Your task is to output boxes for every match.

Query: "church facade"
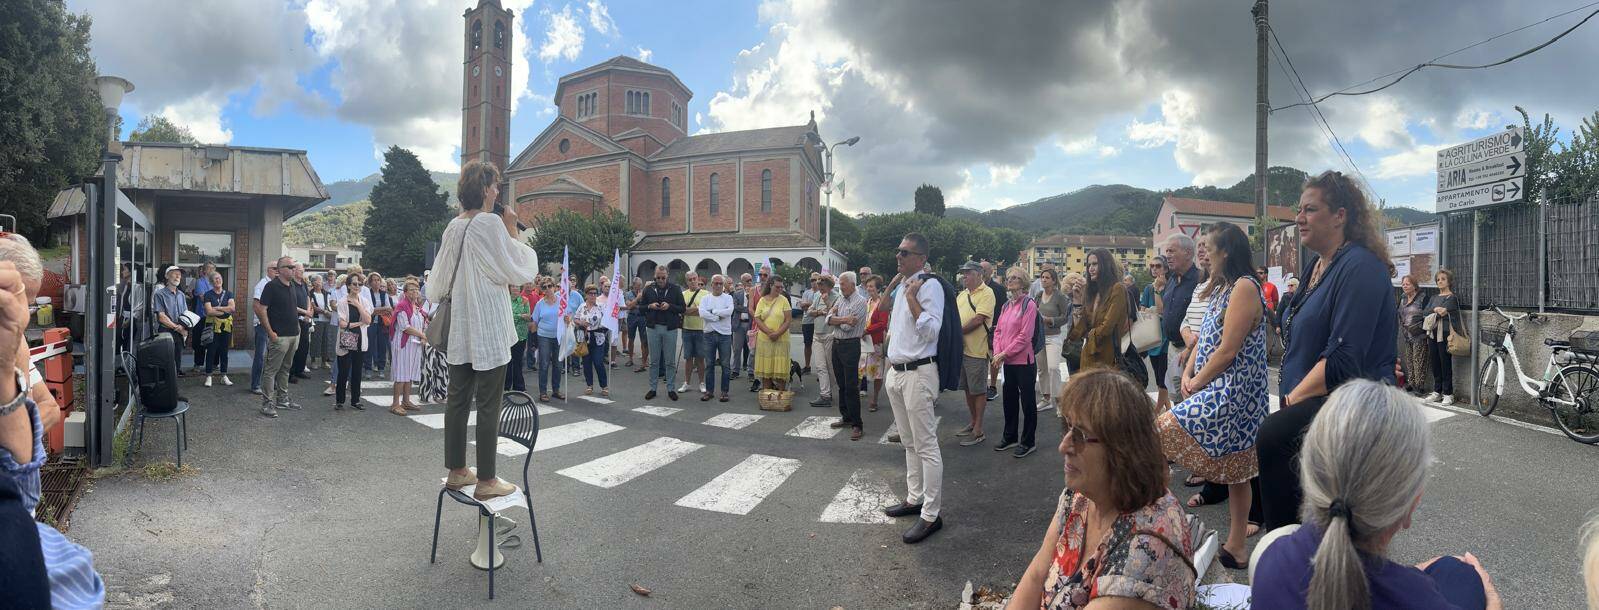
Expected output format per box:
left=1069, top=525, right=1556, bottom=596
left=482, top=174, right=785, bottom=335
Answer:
left=462, top=2, right=841, bottom=282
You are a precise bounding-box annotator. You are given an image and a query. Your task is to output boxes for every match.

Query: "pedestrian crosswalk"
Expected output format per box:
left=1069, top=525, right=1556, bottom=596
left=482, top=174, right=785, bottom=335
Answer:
left=555, top=437, right=703, bottom=488
left=786, top=416, right=842, bottom=439
left=674, top=454, right=801, bottom=515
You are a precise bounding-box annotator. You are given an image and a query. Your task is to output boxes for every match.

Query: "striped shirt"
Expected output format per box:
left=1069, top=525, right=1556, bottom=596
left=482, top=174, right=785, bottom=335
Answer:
left=2, top=399, right=105, bottom=608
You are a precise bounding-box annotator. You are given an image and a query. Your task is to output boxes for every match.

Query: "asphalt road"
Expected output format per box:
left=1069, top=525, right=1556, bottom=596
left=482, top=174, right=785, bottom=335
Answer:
left=64, top=344, right=1599, bottom=609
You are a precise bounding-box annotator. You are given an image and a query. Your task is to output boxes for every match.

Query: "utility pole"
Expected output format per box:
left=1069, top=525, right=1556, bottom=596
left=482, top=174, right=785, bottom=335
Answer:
left=1253, top=0, right=1269, bottom=259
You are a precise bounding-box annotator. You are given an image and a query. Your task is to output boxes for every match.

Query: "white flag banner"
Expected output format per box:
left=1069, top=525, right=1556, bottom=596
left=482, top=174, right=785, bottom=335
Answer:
left=604, top=248, right=623, bottom=336
left=557, top=246, right=573, bottom=359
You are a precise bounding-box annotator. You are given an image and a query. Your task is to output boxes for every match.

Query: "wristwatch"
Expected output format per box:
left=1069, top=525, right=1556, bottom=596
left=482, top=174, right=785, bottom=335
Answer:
left=0, top=368, right=28, bottom=417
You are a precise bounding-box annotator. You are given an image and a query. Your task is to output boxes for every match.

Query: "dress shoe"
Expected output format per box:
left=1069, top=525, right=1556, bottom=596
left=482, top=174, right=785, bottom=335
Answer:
left=809, top=398, right=833, bottom=408
left=645, top=390, right=657, bottom=400
left=883, top=502, right=923, bottom=518
left=444, top=470, right=476, bottom=490
left=902, top=517, right=943, bottom=544
left=829, top=421, right=848, bottom=429
left=472, top=478, right=517, bottom=501
left=850, top=427, right=863, bottom=441
left=668, top=390, right=679, bottom=401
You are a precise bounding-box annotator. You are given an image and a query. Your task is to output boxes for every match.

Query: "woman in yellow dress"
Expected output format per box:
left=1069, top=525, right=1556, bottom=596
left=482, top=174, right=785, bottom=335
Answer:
left=753, top=276, right=793, bottom=390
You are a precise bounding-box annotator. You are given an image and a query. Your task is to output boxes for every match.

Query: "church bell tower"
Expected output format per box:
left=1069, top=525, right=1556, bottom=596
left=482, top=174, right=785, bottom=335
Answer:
left=462, top=1, right=513, bottom=175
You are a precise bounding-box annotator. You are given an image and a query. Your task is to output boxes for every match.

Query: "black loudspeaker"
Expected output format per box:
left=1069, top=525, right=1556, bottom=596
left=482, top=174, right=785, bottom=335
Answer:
left=136, top=334, right=179, bottom=412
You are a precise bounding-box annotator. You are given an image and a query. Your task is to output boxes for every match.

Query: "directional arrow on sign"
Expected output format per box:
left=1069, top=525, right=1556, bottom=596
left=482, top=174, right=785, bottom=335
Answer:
left=1436, top=153, right=1527, bottom=191
left=1507, top=155, right=1522, bottom=175
left=1506, top=180, right=1520, bottom=200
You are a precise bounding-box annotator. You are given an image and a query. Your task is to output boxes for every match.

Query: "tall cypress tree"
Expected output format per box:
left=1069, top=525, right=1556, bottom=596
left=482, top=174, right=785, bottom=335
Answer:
left=361, top=146, right=451, bottom=275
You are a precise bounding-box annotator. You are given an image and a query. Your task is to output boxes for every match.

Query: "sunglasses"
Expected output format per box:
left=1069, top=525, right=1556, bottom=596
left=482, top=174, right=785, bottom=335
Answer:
left=895, top=248, right=924, bottom=258
left=1061, top=419, right=1101, bottom=447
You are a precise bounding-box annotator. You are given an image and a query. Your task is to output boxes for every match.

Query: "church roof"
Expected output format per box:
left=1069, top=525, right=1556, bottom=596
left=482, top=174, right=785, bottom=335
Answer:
left=633, top=232, right=825, bottom=253
left=651, top=125, right=816, bottom=160
left=520, top=175, right=603, bottom=199
left=554, top=55, right=692, bottom=104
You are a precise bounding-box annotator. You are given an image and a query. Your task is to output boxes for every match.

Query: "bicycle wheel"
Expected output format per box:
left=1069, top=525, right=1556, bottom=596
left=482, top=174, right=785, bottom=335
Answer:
left=1549, top=365, right=1599, bottom=444
left=1474, top=356, right=1501, bottom=416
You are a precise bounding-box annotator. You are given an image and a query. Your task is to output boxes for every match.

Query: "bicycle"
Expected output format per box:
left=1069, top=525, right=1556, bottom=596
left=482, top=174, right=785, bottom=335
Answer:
left=1473, top=307, right=1599, bottom=444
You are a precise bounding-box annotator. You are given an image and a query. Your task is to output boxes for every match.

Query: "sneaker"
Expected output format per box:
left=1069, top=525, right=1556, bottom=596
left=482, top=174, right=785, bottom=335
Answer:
left=221, top=375, right=233, bottom=386
left=698, top=383, right=706, bottom=394
left=993, top=440, right=1019, bottom=451
left=251, top=388, right=264, bottom=396
left=954, top=425, right=974, bottom=437
left=985, top=386, right=998, bottom=401
left=260, top=405, right=279, bottom=418
left=322, top=385, right=335, bottom=397
left=281, top=401, right=303, bottom=410
left=1440, top=395, right=1456, bottom=406
left=1014, top=445, right=1037, bottom=458
left=1037, top=398, right=1054, bottom=412
left=677, top=383, right=690, bottom=393
left=809, top=398, right=833, bottom=408
left=204, top=375, right=213, bottom=387
left=1422, top=392, right=1441, bottom=402
left=959, top=434, right=986, bottom=447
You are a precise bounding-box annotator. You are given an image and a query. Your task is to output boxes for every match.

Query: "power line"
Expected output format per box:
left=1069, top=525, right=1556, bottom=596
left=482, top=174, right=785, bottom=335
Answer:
left=1273, top=3, right=1599, bottom=112
left=1268, top=29, right=1377, bottom=200
left=1266, top=43, right=1352, bottom=178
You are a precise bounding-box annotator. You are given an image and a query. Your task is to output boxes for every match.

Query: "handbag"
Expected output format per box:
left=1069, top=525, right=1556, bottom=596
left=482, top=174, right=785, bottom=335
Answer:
left=1130, top=308, right=1163, bottom=353
left=1447, top=324, right=1472, bottom=356
left=339, top=328, right=361, bottom=353
left=424, top=220, right=471, bottom=351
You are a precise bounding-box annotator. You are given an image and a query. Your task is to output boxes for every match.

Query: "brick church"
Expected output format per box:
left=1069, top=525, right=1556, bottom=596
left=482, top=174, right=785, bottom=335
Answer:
left=461, top=0, right=841, bottom=283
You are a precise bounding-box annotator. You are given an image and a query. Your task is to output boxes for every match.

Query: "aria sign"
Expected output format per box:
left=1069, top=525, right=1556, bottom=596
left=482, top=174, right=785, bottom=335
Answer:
left=1435, top=127, right=1525, bottom=213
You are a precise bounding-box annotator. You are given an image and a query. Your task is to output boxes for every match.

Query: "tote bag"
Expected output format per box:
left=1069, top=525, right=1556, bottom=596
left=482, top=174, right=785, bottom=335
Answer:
left=425, top=224, right=470, bottom=351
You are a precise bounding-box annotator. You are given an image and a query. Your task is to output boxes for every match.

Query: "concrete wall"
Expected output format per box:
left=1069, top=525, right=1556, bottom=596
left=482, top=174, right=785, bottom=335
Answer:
left=1449, top=310, right=1599, bottom=422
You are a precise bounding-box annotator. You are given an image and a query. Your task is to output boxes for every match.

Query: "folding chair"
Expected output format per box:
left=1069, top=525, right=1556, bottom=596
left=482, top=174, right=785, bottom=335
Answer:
left=429, top=390, right=544, bottom=599
left=122, top=352, right=190, bottom=468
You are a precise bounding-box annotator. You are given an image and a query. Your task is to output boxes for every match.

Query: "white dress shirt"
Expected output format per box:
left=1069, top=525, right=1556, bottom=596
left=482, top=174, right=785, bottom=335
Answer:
left=698, top=292, right=735, bottom=335
left=252, top=277, right=270, bottom=326
left=887, top=276, right=944, bottom=364
left=425, top=213, right=541, bottom=370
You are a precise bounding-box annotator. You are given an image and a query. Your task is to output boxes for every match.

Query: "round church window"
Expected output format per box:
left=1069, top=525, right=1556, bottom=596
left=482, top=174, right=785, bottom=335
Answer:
left=558, top=138, right=570, bottom=154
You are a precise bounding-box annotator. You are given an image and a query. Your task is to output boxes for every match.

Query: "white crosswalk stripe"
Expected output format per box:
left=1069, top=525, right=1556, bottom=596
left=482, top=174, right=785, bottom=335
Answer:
left=557, top=437, right=704, bottom=488
left=362, top=395, right=396, bottom=407
left=786, top=416, right=843, bottom=439
left=406, top=405, right=561, bottom=430
left=470, top=437, right=532, bottom=457
left=361, top=381, right=393, bottom=390
left=819, top=469, right=899, bottom=524
left=578, top=395, right=615, bottom=405
left=674, top=454, right=801, bottom=515
left=537, top=419, right=626, bottom=452
left=633, top=406, right=683, bottom=417
left=703, top=413, right=763, bottom=430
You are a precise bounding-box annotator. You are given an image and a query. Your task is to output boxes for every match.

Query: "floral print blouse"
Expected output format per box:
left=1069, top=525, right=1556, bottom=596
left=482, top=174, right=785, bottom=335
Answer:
left=1040, top=489, right=1195, bottom=610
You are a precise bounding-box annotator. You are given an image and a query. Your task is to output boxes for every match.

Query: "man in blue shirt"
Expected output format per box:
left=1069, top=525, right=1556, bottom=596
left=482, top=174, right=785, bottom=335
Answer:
left=1159, top=234, right=1199, bottom=395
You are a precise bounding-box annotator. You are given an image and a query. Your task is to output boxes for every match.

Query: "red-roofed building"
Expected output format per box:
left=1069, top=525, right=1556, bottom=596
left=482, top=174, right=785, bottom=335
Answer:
left=1151, top=196, right=1296, bottom=245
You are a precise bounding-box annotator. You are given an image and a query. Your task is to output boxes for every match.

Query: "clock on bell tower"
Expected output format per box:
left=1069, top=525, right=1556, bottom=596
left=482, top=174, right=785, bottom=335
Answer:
left=462, top=0, right=513, bottom=178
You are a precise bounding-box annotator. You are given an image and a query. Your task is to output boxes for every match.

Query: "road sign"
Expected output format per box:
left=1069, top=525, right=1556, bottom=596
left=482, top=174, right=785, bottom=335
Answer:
left=1436, top=177, right=1523, bottom=213
left=1437, top=152, right=1524, bottom=191
left=1436, top=127, right=1524, bottom=172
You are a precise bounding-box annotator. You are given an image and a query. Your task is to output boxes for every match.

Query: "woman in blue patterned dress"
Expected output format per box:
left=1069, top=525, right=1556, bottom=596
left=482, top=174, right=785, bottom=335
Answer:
left=1155, top=223, right=1267, bottom=572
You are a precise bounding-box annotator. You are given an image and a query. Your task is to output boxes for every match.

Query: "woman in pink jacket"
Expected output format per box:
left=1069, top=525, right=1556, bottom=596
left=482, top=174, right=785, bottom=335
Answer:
left=991, top=266, right=1040, bottom=458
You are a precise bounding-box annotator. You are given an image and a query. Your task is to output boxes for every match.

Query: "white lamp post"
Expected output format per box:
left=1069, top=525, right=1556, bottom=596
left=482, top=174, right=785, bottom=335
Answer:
left=86, top=75, right=132, bottom=467
left=813, top=134, right=859, bottom=273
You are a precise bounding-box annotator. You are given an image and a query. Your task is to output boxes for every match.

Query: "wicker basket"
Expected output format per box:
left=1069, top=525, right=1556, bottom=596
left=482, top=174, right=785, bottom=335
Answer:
left=758, top=389, right=795, bottom=412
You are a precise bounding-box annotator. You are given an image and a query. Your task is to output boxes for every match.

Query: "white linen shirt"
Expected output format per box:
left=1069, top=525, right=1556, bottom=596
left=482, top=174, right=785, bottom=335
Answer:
left=425, top=213, right=541, bottom=370
left=886, top=276, right=944, bottom=364
left=697, top=292, right=735, bottom=335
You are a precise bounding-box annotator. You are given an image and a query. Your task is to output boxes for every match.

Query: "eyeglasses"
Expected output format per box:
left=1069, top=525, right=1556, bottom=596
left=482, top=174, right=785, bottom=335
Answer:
left=895, top=249, right=924, bottom=258
left=1061, top=419, right=1101, bottom=447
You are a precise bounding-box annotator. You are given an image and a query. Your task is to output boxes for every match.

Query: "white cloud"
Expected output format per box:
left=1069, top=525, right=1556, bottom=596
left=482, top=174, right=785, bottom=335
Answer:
left=158, top=98, right=233, bottom=144
left=1374, top=144, right=1446, bottom=179
left=989, top=164, right=1022, bottom=185
left=1125, top=89, right=1234, bottom=185
left=1454, top=109, right=1500, bottom=131
left=587, top=0, right=619, bottom=36
left=1097, top=145, right=1120, bottom=158
left=1356, top=97, right=1413, bottom=150
left=636, top=46, right=654, bottom=62
left=1057, top=135, right=1121, bottom=158
left=540, top=5, right=586, bottom=63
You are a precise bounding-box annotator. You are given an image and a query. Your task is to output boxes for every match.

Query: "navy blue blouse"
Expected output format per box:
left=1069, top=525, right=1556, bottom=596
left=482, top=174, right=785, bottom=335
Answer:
left=1279, top=243, right=1397, bottom=398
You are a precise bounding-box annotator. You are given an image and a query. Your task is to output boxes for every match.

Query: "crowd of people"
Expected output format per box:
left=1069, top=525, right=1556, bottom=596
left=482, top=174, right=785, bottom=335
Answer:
left=12, top=163, right=1599, bottom=608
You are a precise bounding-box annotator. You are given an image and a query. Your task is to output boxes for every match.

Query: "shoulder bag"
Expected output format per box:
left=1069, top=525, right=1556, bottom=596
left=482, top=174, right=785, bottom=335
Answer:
left=424, top=220, right=471, bottom=351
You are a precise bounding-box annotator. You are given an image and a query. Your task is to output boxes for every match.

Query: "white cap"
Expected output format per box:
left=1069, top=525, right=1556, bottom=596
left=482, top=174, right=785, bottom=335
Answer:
left=163, top=265, right=183, bottom=276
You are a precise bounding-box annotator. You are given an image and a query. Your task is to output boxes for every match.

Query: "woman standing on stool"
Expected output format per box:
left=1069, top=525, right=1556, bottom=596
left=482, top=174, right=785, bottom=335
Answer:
left=1258, top=170, right=1395, bottom=531
left=428, top=161, right=541, bottom=501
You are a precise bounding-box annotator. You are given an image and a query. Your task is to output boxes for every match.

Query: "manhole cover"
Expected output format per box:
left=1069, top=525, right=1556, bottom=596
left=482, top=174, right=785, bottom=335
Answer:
left=36, top=455, right=89, bottom=532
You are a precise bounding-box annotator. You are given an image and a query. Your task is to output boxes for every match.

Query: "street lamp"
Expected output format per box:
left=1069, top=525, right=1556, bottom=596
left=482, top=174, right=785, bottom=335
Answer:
left=86, top=75, right=132, bottom=467
left=811, top=134, right=859, bottom=273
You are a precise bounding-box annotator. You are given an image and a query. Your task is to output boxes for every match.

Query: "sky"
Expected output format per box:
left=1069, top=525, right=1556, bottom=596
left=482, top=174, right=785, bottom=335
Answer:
left=66, top=0, right=1599, bottom=215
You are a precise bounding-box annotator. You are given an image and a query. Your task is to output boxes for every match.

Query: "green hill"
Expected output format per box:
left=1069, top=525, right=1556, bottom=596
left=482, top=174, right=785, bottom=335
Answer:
left=285, top=200, right=370, bottom=246
left=311, top=171, right=459, bottom=212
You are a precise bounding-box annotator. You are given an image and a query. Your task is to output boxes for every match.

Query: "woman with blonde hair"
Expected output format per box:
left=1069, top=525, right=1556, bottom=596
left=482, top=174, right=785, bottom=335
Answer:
left=1252, top=380, right=1501, bottom=609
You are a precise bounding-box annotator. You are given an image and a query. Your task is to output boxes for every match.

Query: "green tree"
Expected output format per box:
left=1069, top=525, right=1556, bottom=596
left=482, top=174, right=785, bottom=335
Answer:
left=127, top=114, right=199, bottom=144
left=361, top=147, right=451, bottom=275
left=0, top=0, right=106, bottom=241
left=1514, top=107, right=1561, bottom=207
left=913, top=184, right=945, bottom=217
left=526, top=208, right=635, bottom=280
left=822, top=207, right=863, bottom=269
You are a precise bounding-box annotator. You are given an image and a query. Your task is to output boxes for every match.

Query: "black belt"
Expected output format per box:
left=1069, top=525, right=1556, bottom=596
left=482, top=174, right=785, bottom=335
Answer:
left=890, top=356, right=935, bottom=372
left=834, top=337, right=860, bottom=343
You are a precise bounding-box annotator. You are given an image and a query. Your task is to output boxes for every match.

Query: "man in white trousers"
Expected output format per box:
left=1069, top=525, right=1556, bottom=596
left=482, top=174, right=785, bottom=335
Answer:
left=881, top=232, right=945, bottom=544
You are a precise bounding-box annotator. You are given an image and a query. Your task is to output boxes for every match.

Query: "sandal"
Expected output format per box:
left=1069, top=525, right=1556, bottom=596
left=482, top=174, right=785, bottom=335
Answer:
left=538, top=394, right=549, bottom=402
left=389, top=407, right=408, bottom=416
left=1183, top=475, right=1206, bottom=487
left=868, top=402, right=878, bottom=412
left=585, top=387, right=594, bottom=396
left=1219, top=548, right=1248, bottom=570
left=600, top=389, right=609, bottom=398
left=1185, top=493, right=1209, bottom=509
left=1247, top=522, right=1262, bottom=538
left=402, top=403, right=422, bottom=412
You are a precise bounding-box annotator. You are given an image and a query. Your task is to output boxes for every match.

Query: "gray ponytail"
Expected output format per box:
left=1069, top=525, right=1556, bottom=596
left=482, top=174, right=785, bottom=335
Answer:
left=1298, top=380, right=1432, bottom=610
